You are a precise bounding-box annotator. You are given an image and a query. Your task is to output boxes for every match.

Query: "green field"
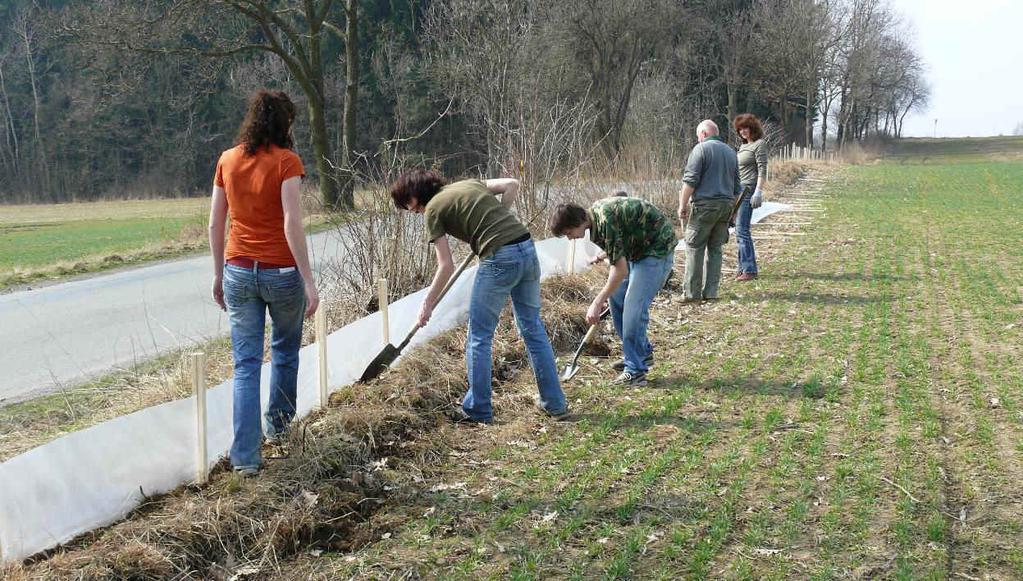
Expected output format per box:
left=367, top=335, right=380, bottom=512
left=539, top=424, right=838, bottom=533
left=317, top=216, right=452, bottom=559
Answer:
left=0, top=217, right=195, bottom=269
left=298, top=140, right=1023, bottom=579
left=12, top=138, right=1023, bottom=580
left=0, top=198, right=210, bottom=287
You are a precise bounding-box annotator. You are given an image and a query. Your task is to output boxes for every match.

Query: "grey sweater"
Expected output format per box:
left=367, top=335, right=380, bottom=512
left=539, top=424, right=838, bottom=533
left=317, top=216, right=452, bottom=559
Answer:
left=737, top=139, right=768, bottom=186
left=682, top=135, right=741, bottom=202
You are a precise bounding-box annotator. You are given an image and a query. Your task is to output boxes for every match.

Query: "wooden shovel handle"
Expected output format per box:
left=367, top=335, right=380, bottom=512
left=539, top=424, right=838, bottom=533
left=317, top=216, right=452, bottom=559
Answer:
left=396, top=252, right=476, bottom=349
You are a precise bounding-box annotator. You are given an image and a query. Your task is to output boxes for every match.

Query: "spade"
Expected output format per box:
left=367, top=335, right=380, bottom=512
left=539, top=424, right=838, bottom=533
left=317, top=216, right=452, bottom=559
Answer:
left=359, top=252, right=476, bottom=383
left=560, top=307, right=610, bottom=381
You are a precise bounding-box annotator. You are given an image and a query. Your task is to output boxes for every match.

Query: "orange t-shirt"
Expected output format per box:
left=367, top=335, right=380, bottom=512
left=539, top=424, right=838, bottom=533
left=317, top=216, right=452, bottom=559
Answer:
left=214, top=144, right=305, bottom=265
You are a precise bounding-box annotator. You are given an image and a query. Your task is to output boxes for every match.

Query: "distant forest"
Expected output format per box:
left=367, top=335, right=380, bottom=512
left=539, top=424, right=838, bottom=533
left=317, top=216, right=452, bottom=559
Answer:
left=0, top=0, right=927, bottom=205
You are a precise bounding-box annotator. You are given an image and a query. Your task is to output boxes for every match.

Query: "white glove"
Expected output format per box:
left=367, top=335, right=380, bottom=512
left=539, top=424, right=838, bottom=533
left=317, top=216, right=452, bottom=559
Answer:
left=750, top=188, right=763, bottom=209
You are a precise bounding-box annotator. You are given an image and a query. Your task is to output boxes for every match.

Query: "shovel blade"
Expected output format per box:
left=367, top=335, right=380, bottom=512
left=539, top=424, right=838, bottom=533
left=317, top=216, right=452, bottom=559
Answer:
left=360, top=344, right=400, bottom=382
left=560, top=363, right=580, bottom=382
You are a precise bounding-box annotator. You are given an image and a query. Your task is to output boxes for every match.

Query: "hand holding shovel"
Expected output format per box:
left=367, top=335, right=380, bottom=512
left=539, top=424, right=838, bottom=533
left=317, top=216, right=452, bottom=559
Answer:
left=360, top=252, right=476, bottom=382
left=561, top=307, right=610, bottom=381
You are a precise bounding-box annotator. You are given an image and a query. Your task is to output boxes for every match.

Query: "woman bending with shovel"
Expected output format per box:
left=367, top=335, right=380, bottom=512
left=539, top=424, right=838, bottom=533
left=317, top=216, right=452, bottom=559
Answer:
left=390, top=170, right=568, bottom=424
left=550, top=198, right=676, bottom=387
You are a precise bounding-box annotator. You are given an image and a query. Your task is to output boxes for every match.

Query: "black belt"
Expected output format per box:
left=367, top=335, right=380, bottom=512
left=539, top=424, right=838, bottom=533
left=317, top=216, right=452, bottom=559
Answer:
left=503, top=233, right=531, bottom=246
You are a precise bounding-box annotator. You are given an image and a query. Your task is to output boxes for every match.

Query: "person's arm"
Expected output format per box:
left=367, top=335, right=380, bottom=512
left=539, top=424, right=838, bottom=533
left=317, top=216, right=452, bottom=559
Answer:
left=485, top=178, right=520, bottom=209
left=587, top=257, right=628, bottom=324
left=678, top=183, right=695, bottom=224
left=209, top=185, right=229, bottom=311
left=679, top=145, right=703, bottom=222
left=755, top=140, right=768, bottom=192
left=417, top=235, right=455, bottom=327
left=751, top=140, right=768, bottom=208
left=588, top=250, right=608, bottom=265
left=281, top=176, right=320, bottom=318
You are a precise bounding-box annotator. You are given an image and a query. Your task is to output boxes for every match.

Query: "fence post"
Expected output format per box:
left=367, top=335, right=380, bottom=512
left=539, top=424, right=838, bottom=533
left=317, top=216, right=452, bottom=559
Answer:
left=192, top=352, right=208, bottom=485
left=567, top=239, right=576, bottom=274
left=316, top=307, right=328, bottom=408
left=377, top=278, right=390, bottom=345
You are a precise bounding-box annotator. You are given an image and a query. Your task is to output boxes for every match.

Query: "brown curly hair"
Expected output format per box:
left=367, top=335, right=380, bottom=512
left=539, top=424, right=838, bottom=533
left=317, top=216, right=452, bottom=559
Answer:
left=389, top=169, right=449, bottom=210
left=236, top=90, right=296, bottom=156
left=733, top=113, right=764, bottom=143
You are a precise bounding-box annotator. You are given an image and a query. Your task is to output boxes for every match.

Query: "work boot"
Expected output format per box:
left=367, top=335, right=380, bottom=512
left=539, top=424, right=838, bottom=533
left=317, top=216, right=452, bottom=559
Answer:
left=736, top=272, right=757, bottom=282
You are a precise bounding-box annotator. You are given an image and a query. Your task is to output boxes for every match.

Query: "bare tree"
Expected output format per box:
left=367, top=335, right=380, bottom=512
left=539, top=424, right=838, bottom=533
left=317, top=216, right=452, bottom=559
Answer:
left=555, top=0, right=679, bottom=159
left=13, top=5, right=51, bottom=198
left=64, top=0, right=360, bottom=209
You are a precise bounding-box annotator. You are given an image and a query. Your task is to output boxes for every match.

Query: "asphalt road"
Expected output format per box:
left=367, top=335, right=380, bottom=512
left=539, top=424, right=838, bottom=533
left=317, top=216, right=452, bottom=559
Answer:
left=0, top=229, right=345, bottom=405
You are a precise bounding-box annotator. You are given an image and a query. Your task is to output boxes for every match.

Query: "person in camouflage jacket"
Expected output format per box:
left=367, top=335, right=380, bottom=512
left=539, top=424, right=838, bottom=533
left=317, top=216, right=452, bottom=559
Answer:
left=550, top=197, right=676, bottom=387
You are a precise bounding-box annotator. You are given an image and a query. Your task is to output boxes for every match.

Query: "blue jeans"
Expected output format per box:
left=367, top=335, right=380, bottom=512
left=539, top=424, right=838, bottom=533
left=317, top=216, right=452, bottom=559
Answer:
left=464, top=240, right=565, bottom=421
left=223, top=263, right=306, bottom=469
left=735, top=184, right=758, bottom=274
left=609, top=254, right=674, bottom=375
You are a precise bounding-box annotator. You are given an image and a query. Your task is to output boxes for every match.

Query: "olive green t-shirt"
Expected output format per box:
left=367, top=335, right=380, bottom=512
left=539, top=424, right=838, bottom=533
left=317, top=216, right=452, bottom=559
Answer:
left=424, top=179, right=529, bottom=258
left=737, top=139, right=768, bottom=186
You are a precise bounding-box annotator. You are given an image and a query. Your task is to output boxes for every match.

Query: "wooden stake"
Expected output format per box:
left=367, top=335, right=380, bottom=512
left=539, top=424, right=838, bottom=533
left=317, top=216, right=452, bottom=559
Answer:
left=316, top=307, right=328, bottom=407
left=567, top=238, right=576, bottom=274
left=377, top=278, right=390, bottom=344
left=191, top=352, right=208, bottom=485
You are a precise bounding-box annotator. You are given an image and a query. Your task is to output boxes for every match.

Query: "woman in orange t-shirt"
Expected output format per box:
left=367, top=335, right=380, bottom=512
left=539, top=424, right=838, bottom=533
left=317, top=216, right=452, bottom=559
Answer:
left=208, top=90, right=319, bottom=476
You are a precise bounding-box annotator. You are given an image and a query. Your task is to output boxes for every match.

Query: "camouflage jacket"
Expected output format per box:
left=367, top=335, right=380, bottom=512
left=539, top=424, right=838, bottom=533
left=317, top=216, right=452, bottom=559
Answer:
left=588, top=197, right=677, bottom=263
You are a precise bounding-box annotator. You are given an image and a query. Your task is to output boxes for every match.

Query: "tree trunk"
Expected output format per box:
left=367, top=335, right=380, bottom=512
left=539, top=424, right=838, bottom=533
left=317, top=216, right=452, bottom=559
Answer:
left=305, top=9, right=343, bottom=210
left=727, top=80, right=738, bottom=139
left=804, top=85, right=814, bottom=149
left=338, top=0, right=358, bottom=209
left=19, top=18, right=50, bottom=200
left=308, top=94, right=339, bottom=209
left=0, top=62, right=19, bottom=175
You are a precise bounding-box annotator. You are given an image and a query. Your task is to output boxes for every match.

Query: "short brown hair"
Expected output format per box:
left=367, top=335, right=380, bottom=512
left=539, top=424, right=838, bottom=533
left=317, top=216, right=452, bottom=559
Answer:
left=733, top=113, right=764, bottom=142
left=389, top=169, right=448, bottom=210
left=549, top=203, right=589, bottom=237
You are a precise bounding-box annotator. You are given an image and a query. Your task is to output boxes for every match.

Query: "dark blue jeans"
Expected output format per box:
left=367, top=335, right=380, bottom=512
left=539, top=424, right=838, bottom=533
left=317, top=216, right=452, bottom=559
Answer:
left=223, top=263, right=305, bottom=470
left=735, top=184, right=758, bottom=274
left=464, top=240, right=565, bottom=421
left=609, top=254, right=675, bottom=375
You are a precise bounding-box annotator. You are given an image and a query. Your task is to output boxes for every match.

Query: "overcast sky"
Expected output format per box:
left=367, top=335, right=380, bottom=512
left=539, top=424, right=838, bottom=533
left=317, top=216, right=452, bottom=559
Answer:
left=890, top=0, right=1023, bottom=137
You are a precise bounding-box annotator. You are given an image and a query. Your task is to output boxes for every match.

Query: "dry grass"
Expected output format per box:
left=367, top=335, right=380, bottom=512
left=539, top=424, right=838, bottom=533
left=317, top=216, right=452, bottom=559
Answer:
left=9, top=270, right=604, bottom=580
left=768, top=160, right=807, bottom=189
left=4, top=163, right=835, bottom=576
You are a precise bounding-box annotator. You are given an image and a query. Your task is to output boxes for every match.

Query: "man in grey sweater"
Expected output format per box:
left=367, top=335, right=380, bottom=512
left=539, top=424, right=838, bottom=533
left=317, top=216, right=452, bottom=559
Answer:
left=677, top=119, right=742, bottom=302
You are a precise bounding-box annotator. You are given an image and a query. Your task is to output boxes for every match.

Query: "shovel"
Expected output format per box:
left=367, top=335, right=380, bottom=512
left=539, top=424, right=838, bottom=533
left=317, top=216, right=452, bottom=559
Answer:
left=359, top=252, right=476, bottom=382
left=560, top=307, right=610, bottom=382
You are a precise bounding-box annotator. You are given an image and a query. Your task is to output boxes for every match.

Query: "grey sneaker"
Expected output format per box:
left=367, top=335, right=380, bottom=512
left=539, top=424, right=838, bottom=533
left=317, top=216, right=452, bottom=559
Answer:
left=612, top=370, right=648, bottom=387
left=611, top=354, right=654, bottom=372
left=233, top=466, right=260, bottom=478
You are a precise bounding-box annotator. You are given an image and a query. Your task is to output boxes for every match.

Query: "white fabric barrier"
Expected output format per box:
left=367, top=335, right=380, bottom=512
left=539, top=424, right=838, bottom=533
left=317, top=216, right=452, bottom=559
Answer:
left=0, top=237, right=601, bottom=563
left=749, top=201, right=792, bottom=226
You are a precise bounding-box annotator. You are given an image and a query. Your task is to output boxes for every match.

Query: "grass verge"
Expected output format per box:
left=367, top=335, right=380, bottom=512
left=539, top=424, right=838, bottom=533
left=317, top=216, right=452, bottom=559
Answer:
left=17, top=148, right=1021, bottom=579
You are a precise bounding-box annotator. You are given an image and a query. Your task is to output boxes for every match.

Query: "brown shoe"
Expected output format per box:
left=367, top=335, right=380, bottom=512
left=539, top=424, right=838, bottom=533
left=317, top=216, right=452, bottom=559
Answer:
left=736, top=273, right=757, bottom=282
